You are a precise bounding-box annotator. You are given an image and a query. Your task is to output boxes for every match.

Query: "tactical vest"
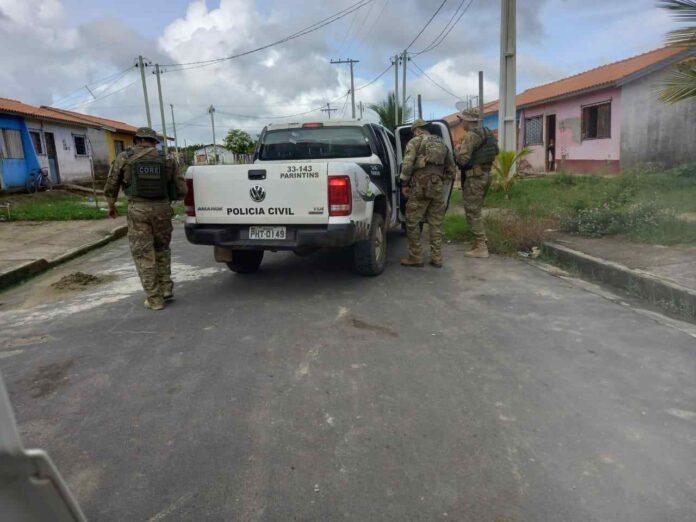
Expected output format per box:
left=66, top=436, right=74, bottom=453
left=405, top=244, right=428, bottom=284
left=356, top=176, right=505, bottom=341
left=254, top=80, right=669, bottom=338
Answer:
left=470, top=127, right=499, bottom=166
left=124, top=150, right=169, bottom=199
left=415, top=134, right=448, bottom=169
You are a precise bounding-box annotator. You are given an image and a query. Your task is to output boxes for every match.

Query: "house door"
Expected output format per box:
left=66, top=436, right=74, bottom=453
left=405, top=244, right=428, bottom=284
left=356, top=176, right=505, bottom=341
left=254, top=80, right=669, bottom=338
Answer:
left=545, top=115, right=556, bottom=172
left=44, top=132, right=60, bottom=183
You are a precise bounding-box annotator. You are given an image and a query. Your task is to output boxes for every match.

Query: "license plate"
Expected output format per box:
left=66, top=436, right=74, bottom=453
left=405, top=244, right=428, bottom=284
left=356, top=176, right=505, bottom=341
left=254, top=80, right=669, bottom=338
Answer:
left=249, top=226, right=286, bottom=240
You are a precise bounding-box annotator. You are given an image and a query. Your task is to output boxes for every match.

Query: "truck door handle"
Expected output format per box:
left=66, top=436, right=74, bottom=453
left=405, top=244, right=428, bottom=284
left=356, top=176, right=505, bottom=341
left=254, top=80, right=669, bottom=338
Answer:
left=248, top=169, right=266, bottom=180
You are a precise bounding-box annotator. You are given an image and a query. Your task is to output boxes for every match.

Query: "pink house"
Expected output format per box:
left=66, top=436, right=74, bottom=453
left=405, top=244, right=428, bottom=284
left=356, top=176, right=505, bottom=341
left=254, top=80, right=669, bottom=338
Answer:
left=446, top=47, right=696, bottom=174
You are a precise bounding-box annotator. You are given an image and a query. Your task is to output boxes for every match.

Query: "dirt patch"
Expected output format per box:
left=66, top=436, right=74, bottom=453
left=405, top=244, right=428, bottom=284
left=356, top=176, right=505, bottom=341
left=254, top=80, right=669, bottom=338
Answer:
left=51, top=272, right=108, bottom=291
left=350, top=317, right=399, bottom=338
left=22, top=358, right=74, bottom=398
left=1, top=335, right=51, bottom=349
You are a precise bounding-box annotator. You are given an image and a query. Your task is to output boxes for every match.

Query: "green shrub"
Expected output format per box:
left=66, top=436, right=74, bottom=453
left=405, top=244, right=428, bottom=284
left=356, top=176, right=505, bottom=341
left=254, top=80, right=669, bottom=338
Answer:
left=672, top=162, right=696, bottom=178
left=560, top=202, right=666, bottom=237
left=551, top=171, right=577, bottom=186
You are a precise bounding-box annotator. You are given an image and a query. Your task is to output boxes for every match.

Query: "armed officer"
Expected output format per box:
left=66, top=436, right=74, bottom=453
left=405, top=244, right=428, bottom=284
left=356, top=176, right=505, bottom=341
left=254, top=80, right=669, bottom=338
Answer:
left=105, top=127, right=186, bottom=310
left=455, top=110, right=499, bottom=258
left=400, top=119, right=457, bottom=268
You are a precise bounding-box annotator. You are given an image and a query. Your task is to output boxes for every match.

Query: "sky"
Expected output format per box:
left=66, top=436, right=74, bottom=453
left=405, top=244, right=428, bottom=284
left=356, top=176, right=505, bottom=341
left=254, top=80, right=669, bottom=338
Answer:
left=0, top=0, right=679, bottom=145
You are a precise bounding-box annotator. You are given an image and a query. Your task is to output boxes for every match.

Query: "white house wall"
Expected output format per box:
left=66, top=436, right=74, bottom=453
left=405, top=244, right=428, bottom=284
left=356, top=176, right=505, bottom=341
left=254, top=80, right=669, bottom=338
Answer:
left=86, top=127, right=110, bottom=175
left=620, top=68, right=696, bottom=168
left=26, top=118, right=94, bottom=182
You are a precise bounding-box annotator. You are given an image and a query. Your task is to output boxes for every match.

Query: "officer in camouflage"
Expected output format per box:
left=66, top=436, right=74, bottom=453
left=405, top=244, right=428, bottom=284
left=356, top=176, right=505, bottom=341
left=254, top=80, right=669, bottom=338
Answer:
left=400, top=119, right=457, bottom=268
left=455, top=109, right=499, bottom=258
left=105, top=127, right=186, bottom=310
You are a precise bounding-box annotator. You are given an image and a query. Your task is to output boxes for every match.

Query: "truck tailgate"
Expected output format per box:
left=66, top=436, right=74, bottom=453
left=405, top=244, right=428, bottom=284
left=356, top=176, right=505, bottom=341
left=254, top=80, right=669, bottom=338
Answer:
left=191, top=163, right=329, bottom=225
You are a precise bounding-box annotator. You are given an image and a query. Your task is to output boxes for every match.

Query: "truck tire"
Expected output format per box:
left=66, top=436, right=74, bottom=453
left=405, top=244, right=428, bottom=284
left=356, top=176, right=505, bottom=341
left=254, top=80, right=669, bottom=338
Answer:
left=353, top=213, right=386, bottom=276
left=226, top=250, right=264, bottom=273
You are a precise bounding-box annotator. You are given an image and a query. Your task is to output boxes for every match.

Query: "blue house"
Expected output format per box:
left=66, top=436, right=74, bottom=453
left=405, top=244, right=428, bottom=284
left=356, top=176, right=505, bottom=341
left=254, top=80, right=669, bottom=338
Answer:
left=0, top=109, right=40, bottom=190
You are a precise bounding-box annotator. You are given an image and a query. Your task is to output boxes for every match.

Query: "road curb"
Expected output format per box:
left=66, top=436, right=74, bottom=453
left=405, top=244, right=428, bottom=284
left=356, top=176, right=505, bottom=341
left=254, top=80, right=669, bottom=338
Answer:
left=0, top=225, right=128, bottom=292
left=543, top=241, right=696, bottom=322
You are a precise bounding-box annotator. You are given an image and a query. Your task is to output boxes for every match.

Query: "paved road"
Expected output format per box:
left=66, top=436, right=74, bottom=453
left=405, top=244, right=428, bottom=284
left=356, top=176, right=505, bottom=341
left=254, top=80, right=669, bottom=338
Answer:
left=1, top=226, right=695, bottom=521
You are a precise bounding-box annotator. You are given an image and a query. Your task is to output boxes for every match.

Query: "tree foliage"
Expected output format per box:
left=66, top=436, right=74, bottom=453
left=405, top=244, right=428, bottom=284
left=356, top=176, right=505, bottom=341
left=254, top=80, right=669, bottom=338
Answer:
left=492, top=148, right=532, bottom=193
left=223, top=129, right=256, bottom=154
left=658, top=0, right=696, bottom=103
left=368, top=92, right=412, bottom=131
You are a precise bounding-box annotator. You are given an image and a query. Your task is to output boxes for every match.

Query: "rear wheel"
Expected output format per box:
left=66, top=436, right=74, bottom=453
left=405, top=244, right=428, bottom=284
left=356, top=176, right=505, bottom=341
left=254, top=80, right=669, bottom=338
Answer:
left=353, top=212, right=386, bottom=276
left=226, top=250, right=264, bottom=273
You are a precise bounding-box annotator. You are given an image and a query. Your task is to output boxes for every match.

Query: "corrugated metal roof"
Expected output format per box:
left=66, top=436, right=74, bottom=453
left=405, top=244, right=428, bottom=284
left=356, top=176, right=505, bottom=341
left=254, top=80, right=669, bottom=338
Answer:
left=443, top=46, right=694, bottom=123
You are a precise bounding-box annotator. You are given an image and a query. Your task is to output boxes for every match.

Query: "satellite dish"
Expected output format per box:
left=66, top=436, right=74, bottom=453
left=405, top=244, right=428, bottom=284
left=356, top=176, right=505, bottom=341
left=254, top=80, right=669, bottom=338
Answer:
left=455, top=101, right=468, bottom=112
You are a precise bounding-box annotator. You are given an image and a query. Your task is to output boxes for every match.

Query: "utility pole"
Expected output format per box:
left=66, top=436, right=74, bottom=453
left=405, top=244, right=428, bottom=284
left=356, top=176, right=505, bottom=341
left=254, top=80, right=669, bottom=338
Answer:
left=358, top=101, right=364, bottom=119
left=393, top=54, right=399, bottom=128
left=154, top=64, right=168, bottom=155
left=208, top=105, right=217, bottom=164
left=401, top=51, right=408, bottom=124
left=321, top=102, right=338, bottom=119
left=170, top=104, right=179, bottom=159
left=137, top=55, right=152, bottom=127
left=499, top=0, right=517, bottom=153
left=478, top=71, right=485, bottom=129
left=330, top=59, right=359, bottom=119
left=417, top=94, right=422, bottom=119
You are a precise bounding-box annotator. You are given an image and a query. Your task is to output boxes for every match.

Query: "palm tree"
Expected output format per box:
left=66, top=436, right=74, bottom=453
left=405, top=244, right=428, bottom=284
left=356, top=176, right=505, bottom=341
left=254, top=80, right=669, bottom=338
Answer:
left=658, top=0, right=696, bottom=103
left=368, top=92, right=412, bottom=130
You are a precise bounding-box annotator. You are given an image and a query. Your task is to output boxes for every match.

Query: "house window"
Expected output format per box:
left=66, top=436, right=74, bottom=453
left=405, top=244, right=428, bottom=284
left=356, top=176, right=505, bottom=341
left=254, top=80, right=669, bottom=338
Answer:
left=582, top=101, right=611, bottom=140
left=73, top=135, right=87, bottom=156
left=114, top=140, right=125, bottom=154
left=30, top=131, right=44, bottom=155
left=524, top=116, right=543, bottom=146
left=0, top=129, right=25, bottom=159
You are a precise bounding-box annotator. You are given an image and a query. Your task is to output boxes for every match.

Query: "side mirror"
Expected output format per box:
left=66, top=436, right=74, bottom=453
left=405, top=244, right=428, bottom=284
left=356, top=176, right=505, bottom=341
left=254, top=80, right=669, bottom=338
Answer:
left=0, top=372, right=87, bottom=521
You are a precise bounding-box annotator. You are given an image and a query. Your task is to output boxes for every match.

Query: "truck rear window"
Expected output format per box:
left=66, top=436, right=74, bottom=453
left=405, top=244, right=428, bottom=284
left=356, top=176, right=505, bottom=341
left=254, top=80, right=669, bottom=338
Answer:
left=258, top=126, right=372, bottom=160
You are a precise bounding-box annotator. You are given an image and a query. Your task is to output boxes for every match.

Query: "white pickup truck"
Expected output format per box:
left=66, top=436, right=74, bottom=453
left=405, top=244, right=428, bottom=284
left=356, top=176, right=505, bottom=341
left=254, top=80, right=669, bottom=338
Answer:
left=184, top=119, right=455, bottom=276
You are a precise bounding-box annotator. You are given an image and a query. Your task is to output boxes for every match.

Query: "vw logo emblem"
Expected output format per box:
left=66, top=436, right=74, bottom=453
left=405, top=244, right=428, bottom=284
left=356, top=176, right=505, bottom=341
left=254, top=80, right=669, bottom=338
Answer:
left=249, top=185, right=266, bottom=203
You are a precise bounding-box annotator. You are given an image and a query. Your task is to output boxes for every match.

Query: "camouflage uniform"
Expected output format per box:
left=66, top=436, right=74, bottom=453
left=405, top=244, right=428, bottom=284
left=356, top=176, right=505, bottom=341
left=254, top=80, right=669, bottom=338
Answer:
left=104, top=134, right=185, bottom=307
left=400, top=126, right=457, bottom=265
left=456, top=127, right=496, bottom=242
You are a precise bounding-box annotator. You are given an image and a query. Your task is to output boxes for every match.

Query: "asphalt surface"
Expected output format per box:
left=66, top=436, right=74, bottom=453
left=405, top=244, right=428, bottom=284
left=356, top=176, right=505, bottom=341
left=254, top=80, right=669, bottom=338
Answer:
left=1, top=226, right=695, bottom=521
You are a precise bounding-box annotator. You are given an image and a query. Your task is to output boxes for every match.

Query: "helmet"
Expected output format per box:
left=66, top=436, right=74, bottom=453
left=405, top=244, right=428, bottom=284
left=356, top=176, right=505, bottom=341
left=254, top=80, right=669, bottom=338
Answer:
left=411, top=118, right=428, bottom=131
left=459, top=110, right=479, bottom=123
left=135, top=127, right=159, bottom=141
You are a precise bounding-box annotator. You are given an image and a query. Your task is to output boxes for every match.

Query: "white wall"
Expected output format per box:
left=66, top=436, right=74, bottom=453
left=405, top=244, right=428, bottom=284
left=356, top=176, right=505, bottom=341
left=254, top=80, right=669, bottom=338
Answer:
left=621, top=68, right=696, bottom=168
left=194, top=145, right=236, bottom=165
left=26, top=119, right=94, bottom=182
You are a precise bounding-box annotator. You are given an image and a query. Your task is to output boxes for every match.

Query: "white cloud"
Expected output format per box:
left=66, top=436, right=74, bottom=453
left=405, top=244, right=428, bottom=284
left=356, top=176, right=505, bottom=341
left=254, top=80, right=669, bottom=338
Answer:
left=0, top=0, right=677, bottom=143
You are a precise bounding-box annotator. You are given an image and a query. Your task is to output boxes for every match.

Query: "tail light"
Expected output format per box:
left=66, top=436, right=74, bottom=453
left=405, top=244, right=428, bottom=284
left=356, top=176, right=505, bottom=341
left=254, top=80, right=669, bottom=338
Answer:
left=184, top=178, right=195, bottom=216
left=328, top=176, right=351, bottom=216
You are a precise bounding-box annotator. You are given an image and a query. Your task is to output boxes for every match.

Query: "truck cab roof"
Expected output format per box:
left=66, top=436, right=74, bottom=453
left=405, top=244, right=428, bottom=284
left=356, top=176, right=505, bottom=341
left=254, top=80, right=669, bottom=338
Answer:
left=264, top=119, right=373, bottom=131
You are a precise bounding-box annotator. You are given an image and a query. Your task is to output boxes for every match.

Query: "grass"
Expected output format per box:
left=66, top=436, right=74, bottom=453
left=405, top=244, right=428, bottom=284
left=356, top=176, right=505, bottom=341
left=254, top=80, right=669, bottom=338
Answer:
left=444, top=162, right=696, bottom=252
left=0, top=190, right=118, bottom=221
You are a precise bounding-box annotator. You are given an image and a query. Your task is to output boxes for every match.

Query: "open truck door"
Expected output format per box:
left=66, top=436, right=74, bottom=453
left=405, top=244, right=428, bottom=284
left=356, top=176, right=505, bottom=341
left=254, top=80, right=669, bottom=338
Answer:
left=395, top=120, right=457, bottom=225
left=0, top=371, right=87, bottom=521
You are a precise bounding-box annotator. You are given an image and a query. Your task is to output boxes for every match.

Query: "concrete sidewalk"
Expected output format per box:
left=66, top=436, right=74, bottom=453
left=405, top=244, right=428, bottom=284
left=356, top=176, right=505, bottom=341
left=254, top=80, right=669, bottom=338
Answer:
left=545, top=234, right=696, bottom=321
left=0, top=218, right=127, bottom=290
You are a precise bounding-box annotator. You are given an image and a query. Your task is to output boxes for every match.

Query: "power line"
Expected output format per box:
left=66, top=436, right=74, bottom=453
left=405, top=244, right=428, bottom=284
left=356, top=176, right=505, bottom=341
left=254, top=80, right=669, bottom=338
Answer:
left=345, top=0, right=378, bottom=53
left=62, top=77, right=140, bottom=110
left=411, top=0, right=475, bottom=56
left=50, top=65, right=137, bottom=107
left=354, top=63, right=393, bottom=91
left=403, top=0, right=448, bottom=51
left=410, top=61, right=463, bottom=99
left=351, top=0, right=391, bottom=51
left=162, top=0, right=374, bottom=72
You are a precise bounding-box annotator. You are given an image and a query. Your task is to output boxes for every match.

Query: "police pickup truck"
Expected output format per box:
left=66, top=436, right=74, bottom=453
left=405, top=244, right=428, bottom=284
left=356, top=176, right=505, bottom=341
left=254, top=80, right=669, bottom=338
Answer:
left=184, top=119, right=455, bottom=276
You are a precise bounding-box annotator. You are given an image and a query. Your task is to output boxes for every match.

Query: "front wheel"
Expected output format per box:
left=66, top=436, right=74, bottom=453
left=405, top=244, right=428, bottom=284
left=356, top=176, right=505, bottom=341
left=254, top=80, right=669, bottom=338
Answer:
left=226, top=250, right=264, bottom=273
left=353, top=213, right=387, bottom=276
